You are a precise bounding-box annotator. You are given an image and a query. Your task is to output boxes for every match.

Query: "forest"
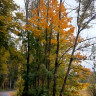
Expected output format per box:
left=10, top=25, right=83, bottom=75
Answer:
left=0, top=0, right=96, bottom=96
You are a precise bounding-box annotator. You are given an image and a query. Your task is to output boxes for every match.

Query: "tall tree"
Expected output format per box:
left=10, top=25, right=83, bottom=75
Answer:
left=0, top=0, right=21, bottom=88
left=22, top=0, right=30, bottom=96
left=53, top=0, right=62, bottom=95
left=60, top=0, right=96, bottom=95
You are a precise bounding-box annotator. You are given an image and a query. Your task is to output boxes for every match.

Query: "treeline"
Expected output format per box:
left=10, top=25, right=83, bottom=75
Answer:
left=0, top=0, right=24, bottom=89
left=1, top=0, right=95, bottom=96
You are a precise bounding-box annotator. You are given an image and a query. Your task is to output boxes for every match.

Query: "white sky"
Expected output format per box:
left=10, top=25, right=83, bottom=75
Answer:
left=14, top=0, right=24, bottom=8
left=64, top=0, right=96, bottom=70
left=14, top=0, right=96, bottom=70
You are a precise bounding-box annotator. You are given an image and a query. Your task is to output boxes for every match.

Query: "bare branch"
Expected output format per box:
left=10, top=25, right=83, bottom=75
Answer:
left=80, top=13, right=96, bottom=32
left=75, top=43, right=96, bottom=51
left=59, top=37, right=96, bottom=63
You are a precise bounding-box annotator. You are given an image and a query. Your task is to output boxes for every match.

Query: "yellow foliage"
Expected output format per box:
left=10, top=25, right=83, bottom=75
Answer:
left=6, top=17, right=12, bottom=22
left=79, top=83, right=89, bottom=89
left=51, top=39, right=57, bottom=44
left=23, top=24, right=32, bottom=31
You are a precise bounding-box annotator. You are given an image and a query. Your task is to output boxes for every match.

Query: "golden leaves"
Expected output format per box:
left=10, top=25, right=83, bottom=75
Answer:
left=23, top=24, right=31, bottom=31
left=51, top=39, right=57, bottom=44
left=32, top=28, right=42, bottom=38
left=14, top=30, right=19, bottom=35
left=6, top=17, right=12, bottom=22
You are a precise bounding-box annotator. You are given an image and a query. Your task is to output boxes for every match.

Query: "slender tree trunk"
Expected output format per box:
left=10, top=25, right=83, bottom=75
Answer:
left=22, top=0, right=30, bottom=96
left=53, top=0, right=62, bottom=96
left=37, top=65, right=40, bottom=88
left=93, top=85, right=96, bottom=96
left=60, top=1, right=81, bottom=95
left=53, top=32, right=59, bottom=96
left=9, top=79, right=11, bottom=89
left=36, top=0, right=40, bottom=93
left=35, top=75, right=37, bottom=89
left=93, top=63, right=96, bottom=96
left=45, top=29, right=48, bottom=68
left=46, top=0, right=50, bottom=94
left=36, top=41, right=40, bottom=92
left=2, top=83, right=4, bottom=89
left=47, top=25, right=52, bottom=95
left=35, top=39, right=39, bottom=93
left=59, top=25, right=80, bottom=96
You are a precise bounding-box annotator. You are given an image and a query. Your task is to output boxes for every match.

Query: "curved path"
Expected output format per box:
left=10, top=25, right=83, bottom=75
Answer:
left=0, top=91, right=11, bottom=96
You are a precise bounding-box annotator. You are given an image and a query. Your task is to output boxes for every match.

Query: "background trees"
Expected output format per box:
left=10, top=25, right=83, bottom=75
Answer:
left=0, top=0, right=26, bottom=90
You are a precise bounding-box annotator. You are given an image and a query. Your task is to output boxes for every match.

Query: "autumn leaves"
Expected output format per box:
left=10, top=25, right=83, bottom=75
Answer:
left=20, top=0, right=91, bottom=96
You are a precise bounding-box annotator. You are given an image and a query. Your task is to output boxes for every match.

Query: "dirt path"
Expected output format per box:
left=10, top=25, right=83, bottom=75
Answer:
left=0, top=91, right=11, bottom=96
left=80, top=90, right=90, bottom=96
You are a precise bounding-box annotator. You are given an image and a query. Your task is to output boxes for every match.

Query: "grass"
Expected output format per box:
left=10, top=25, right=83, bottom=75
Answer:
left=0, top=88, right=13, bottom=92
left=9, top=91, right=16, bottom=96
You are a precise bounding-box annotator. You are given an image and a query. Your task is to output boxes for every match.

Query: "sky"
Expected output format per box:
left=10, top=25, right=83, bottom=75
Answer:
left=13, top=0, right=96, bottom=70
left=14, top=0, right=24, bottom=8
left=64, top=0, right=96, bottom=70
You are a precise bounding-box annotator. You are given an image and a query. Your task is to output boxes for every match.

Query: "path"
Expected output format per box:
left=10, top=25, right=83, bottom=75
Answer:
left=0, top=91, right=11, bottom=96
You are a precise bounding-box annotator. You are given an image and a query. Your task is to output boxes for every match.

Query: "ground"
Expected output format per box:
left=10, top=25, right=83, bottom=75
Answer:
left=0, top=90, right=90, bottom=96
left=80, top=89, right=90, bottom=96
left=0, top=91, right=11, bottom=96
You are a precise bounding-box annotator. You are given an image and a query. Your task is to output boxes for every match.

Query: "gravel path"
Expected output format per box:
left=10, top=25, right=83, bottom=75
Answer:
left=0, top=91, right=11, bottom=96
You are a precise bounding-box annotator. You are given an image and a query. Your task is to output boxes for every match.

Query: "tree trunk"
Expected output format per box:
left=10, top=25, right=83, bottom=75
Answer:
left=60, top=0, right=81, bottom=94
left=53, top=62, right=59, bottom=96
left=53, top=0, right=62, bottom=96
left=47, top=26, right=52, bottom=95
left=22, top=0, right=30, bottom=96
left=46, top=0, right=50, bottom=94
left=9, top=79, right=11, bottom=89
left=59, top=0, right=81, bottom=95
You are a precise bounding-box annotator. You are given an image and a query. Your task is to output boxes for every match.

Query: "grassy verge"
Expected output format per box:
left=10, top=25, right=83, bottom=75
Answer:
left=0, top=88, right=14, bottom=92
left=9, top=91, right=16, bottom=96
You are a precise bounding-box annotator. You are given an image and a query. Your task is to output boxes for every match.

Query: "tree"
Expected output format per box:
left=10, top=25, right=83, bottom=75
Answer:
left=22, top=0, right=30, bottom=96
left=87, top=45, right=96, bottom=96
left=60, top=0, right=96, bottom=95
left=0, top=0, right=21, bottom=88
left=22, top=0, right=90, bottom=96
